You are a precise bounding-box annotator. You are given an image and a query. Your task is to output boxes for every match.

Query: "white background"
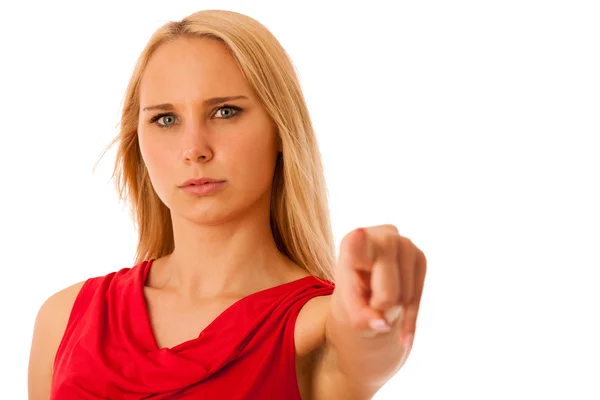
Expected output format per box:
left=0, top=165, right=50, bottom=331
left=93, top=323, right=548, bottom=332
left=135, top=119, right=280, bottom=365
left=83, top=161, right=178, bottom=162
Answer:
left=1, top=0, right=599, bottom=398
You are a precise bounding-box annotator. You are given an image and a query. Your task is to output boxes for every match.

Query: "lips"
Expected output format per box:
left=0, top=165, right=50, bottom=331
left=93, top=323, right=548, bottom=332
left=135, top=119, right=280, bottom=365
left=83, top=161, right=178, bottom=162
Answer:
left=180, top=180, right=227, bottom=196
left=180, top=178, right=225, bottom=187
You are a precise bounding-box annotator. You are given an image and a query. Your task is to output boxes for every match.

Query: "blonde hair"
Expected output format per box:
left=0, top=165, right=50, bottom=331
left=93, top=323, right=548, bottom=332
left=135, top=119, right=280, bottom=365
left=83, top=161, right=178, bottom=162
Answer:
left=96, top=9, right=336, bottom=281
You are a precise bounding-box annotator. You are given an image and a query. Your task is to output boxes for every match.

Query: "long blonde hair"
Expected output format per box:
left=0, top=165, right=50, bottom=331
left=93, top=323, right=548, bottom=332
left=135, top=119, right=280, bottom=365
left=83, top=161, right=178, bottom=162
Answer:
left=96, top=9, right=335, bottom=281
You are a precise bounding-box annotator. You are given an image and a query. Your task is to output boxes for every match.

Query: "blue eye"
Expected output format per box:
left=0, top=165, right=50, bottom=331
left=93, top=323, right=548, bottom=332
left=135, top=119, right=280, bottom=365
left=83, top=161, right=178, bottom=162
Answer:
left=148, top=105, right=243, bottom=129
left=214, top=105, right=242, bottom=119
left=149, top=113, right=177, bottom=128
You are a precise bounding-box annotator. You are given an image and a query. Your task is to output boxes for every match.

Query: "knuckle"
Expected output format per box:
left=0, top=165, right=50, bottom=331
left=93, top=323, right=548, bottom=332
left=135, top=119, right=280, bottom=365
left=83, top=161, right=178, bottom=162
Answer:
left=418, top=249, right=427, bottom=263
left=395, top=235, right=411, bottom=250
left=402, top=235, right=415, bottom=248
left=386, top=224, right=399, bottom=234
left=384, top=234, right=398, bottom=250
left=340, top=230, right=359, bottom=250
left=417, top=249, right=427, bottom=270
left=341, top=230, right=354, bottom=245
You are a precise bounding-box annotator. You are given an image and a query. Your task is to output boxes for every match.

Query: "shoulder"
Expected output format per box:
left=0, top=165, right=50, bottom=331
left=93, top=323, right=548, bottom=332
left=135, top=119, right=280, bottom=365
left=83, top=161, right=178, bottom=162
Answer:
left=34, top=265, right=141, bottom=345
left=35, top=280, right=86, bottom=332
left=295, top=294, right=331, bottom=356
left=28, top=280, right=87, bottom=398
left=43, top=280, right=88, bottom=312
left=294, top=293, right=333, bottom=400
left=27, top=262, right=135, bottom=398
left=292, top=271, right=335, bottom=356
left=32, top=280, right=88, bottom=364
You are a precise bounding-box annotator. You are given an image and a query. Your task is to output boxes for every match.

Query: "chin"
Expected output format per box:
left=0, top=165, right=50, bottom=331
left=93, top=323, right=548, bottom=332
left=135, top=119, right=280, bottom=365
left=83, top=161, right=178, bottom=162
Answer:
left=171, top=187, right=270, bottom=226
left=177, top=203, right=232, bottom=225
left=176, top=197, right=244, bottom=226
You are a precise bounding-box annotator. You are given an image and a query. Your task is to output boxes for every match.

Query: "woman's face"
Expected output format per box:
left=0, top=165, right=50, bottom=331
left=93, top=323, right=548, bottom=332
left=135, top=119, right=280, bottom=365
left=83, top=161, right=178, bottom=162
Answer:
left=137, top=37, right=280, bottom=225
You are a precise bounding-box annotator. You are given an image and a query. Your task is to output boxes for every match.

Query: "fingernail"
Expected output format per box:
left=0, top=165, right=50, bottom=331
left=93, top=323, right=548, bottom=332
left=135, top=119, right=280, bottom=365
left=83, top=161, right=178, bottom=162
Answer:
left=384, top=305, right=405, bottom=325
left=368, top=319, right=391, bottom=333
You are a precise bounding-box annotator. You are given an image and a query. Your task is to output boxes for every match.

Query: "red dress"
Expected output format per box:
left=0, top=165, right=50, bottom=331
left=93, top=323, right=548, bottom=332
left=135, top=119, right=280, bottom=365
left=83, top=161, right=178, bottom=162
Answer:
left=51, top=259, right=335, bottom=399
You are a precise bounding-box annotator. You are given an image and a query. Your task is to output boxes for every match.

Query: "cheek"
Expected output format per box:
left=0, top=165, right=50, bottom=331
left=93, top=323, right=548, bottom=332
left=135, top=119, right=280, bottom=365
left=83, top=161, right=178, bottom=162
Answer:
left=227, top=135, right=277, bottom=186
left=139, top=138, right=174, bottom=200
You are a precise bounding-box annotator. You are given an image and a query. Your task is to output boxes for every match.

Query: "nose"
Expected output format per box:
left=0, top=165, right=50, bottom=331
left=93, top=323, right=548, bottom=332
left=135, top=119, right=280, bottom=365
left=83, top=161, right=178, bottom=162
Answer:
left=181, top=122, right=214, bottom=164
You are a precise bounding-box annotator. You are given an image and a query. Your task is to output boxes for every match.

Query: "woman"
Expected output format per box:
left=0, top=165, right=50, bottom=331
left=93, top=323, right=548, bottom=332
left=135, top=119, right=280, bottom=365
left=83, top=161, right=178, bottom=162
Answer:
left=28, top=9, right=426, bottom=400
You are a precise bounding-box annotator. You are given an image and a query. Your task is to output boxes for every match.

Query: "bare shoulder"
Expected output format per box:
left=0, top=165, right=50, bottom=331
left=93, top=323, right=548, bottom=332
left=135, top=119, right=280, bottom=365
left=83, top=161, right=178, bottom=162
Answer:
left=28, top=280, right=86, bottom=399
left=295, top=294, right=331, bottom=356
left=294, top=294, right=330, bottom=400
left=35, top=280, right=87, bottom=334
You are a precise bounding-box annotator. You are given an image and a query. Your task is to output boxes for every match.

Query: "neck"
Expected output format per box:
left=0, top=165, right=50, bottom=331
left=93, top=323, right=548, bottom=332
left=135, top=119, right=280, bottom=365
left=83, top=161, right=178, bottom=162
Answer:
left=151, top=199, right=300, bottom=298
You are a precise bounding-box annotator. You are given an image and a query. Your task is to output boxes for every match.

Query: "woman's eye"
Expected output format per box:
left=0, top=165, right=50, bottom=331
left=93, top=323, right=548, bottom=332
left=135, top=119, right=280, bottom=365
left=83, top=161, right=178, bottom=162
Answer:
left=149, top=106, right=241, bottom=128
left=158, top=115, right=177, bottom=127
left=159, top=115, right=175, bottom=125
left=214, top=105, right=242, bottom=119
left=150, top=113, right=177, bottom=128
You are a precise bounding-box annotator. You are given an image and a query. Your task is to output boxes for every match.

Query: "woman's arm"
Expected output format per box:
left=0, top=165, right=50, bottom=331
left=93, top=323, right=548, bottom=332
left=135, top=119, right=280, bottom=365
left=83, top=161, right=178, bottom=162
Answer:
left=28, top=281, right=84, bottom=400
left=313, top=226, right=426, bottom=399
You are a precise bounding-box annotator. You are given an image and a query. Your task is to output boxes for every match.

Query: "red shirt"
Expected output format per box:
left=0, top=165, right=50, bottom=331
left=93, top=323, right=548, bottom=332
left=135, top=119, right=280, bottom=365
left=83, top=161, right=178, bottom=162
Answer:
left=51, top=259, right=335, bottom=399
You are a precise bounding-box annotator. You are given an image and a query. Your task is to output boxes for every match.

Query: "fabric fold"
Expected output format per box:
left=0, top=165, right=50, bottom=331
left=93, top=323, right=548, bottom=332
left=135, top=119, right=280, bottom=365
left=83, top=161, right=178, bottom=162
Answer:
left=51, top=259, right=335, bottom=399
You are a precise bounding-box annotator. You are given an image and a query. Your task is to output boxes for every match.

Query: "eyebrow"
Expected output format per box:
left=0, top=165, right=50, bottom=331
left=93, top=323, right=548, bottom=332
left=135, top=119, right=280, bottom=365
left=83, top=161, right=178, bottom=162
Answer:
left=141, top=95, right=249, bottom=112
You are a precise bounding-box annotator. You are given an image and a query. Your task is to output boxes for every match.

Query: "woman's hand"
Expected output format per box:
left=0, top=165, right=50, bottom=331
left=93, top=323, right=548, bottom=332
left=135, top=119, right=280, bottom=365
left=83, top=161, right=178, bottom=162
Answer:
left=331, top=224, right=427, bottom=364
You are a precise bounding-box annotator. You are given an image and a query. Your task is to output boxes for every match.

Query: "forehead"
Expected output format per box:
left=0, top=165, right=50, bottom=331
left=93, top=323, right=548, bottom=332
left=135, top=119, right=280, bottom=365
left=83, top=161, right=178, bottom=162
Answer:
left=139, top=37, right=250, bottom=102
